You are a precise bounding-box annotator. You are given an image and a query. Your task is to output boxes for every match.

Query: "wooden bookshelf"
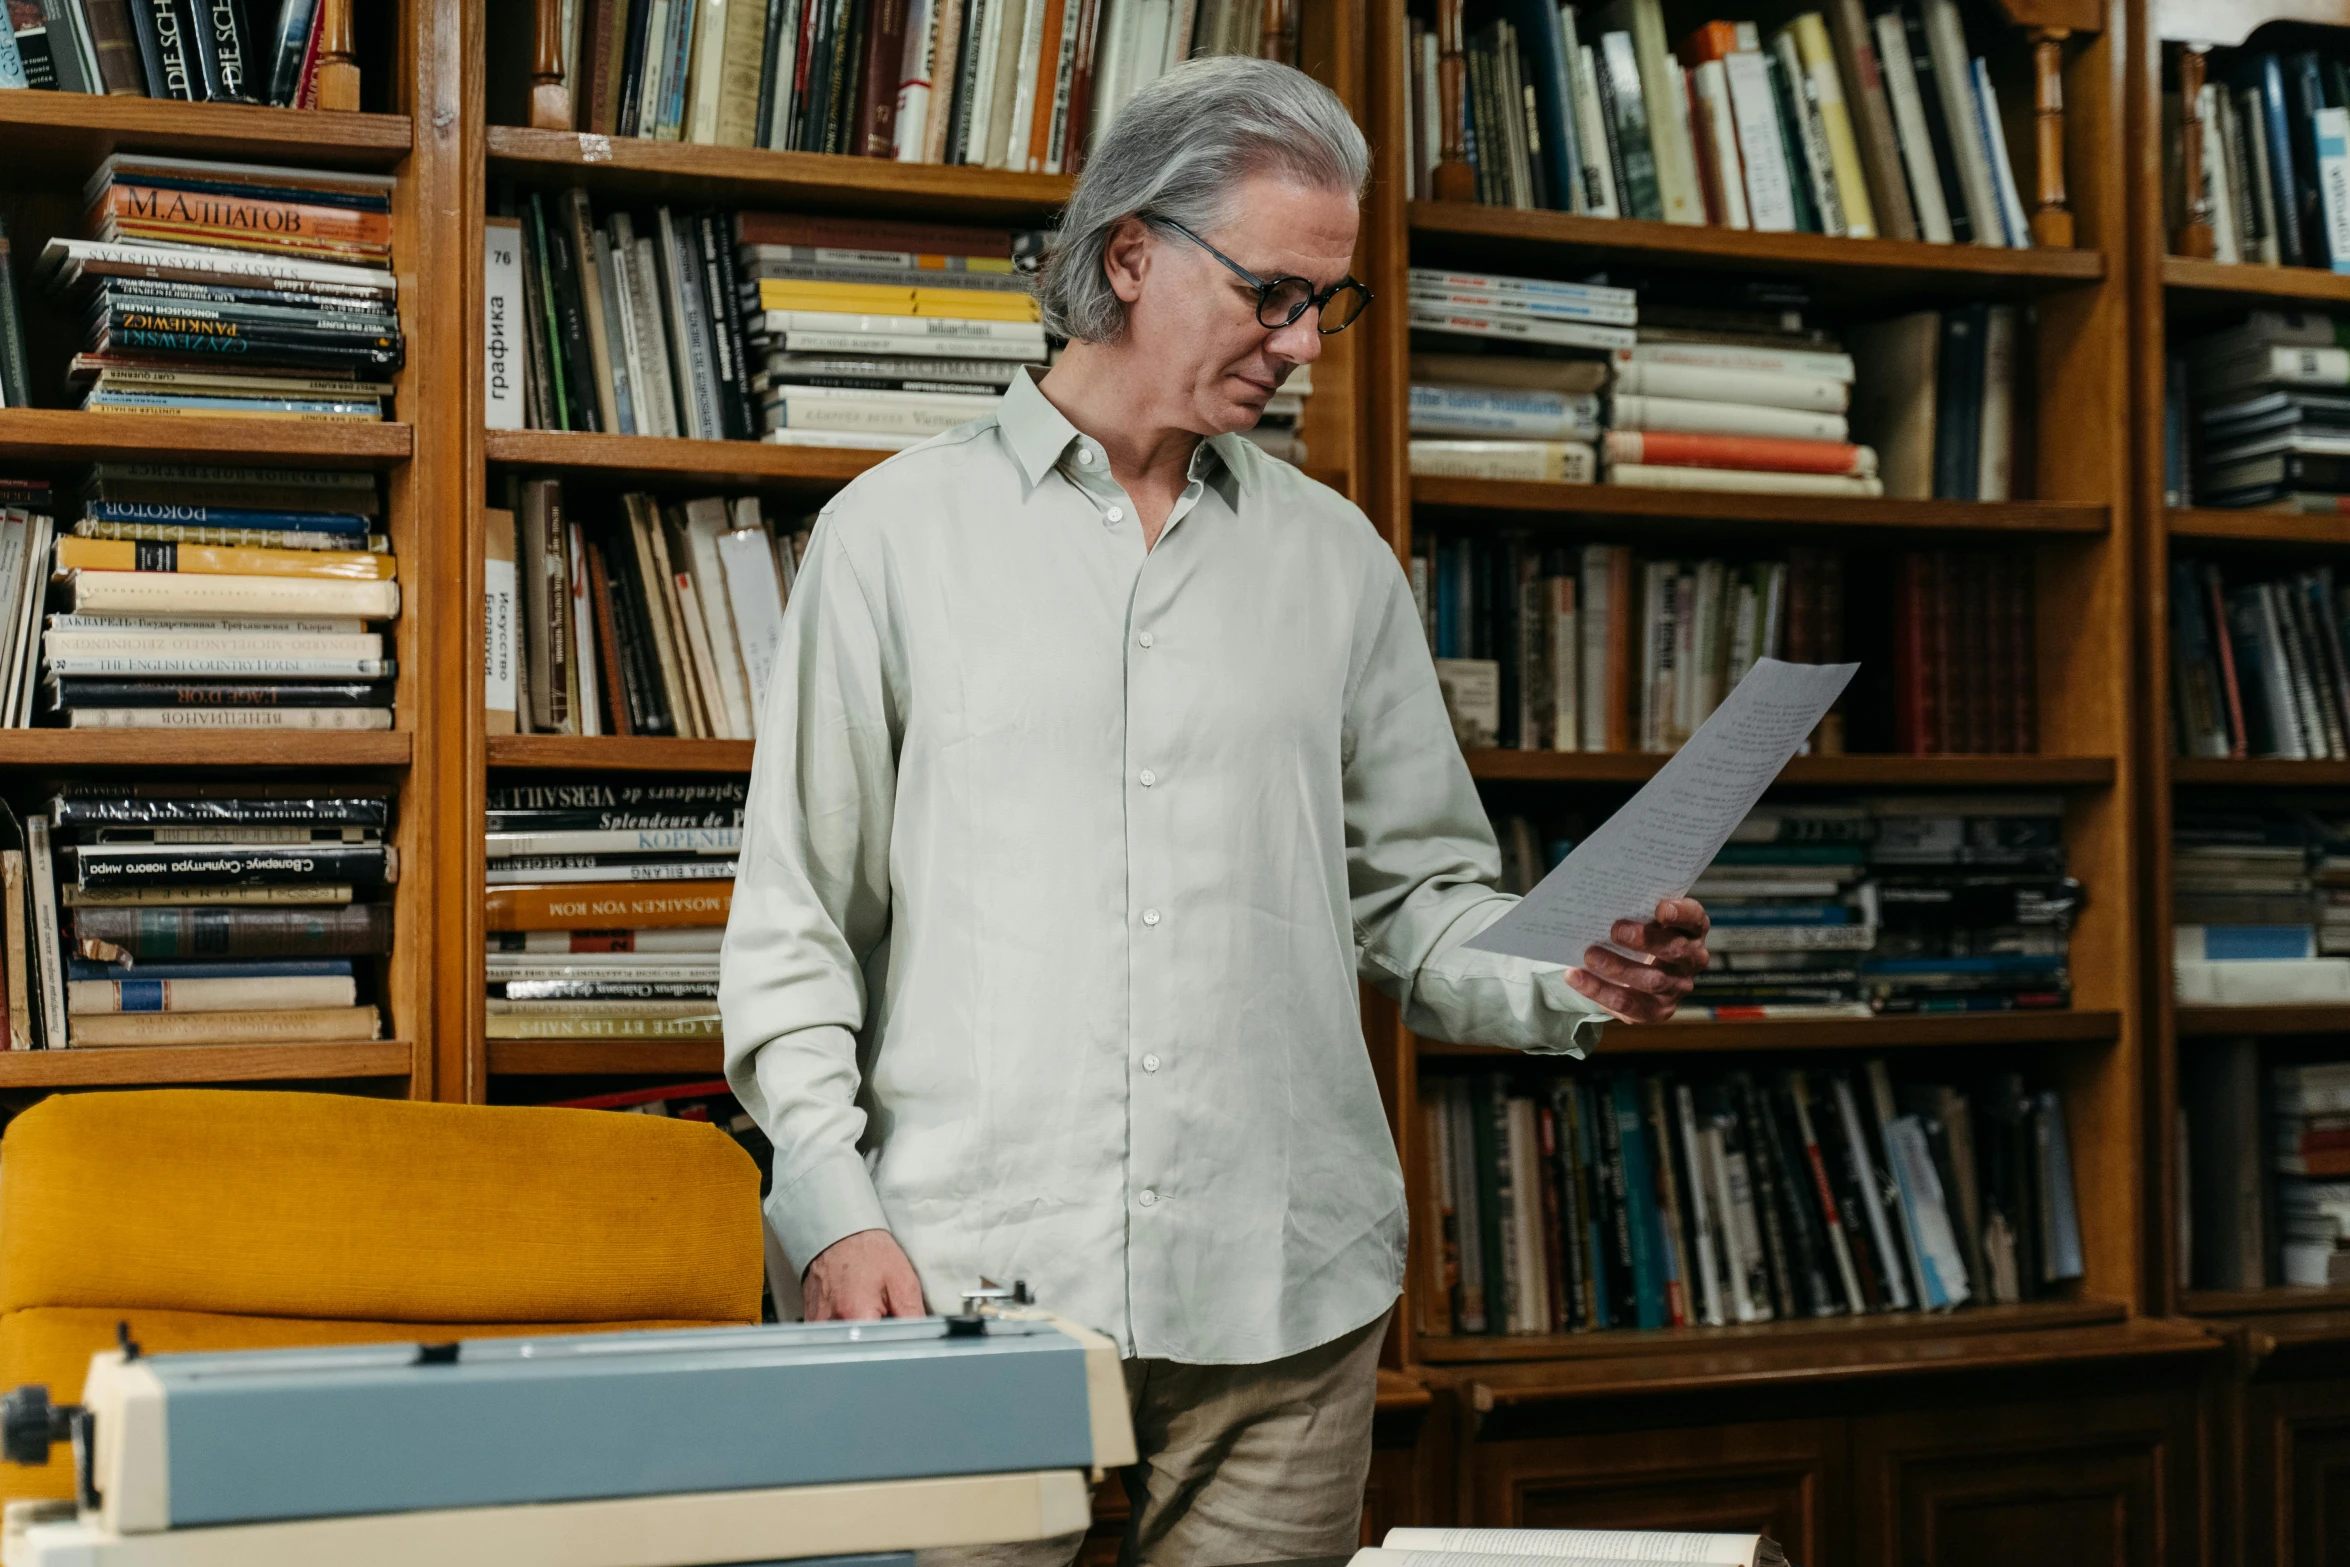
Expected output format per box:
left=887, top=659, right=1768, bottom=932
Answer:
left=486, top=735, right=754, bottom=772
left=1464, top=751, right=2117, bottom=786
left=486, top=1040, right=722, bottom=1075
left=0, top=1041, right=414, bottom=1087
left=1415, top=1297, right=2129, bottom=1367
left=2171, top=757, right=2350, bottom=785
left=2173, top=1004, right=2350, bottom=1038
left=1410, top=476, right=2111, bottom=536
left=2183, top=1285, right=2350, bottom=1316
left=0, top=733, right=412, bottom=768
left=2160, top=254, right=2350, bottom=305
left=1406, top=203, right=2109, bottom=295
left=1418, top=1010, right=2124, bottom=1055
left=2168, top=506, right=2350, bottom=546
left=0, top=92, right=412, bottom=169
left=484, top=429, right=883, bottom=491
left=0, top=411, right=412, bottom=468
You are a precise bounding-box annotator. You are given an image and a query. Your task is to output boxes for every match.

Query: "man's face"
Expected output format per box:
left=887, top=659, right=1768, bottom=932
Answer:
left=1123, top=173, right=1361, bottom=437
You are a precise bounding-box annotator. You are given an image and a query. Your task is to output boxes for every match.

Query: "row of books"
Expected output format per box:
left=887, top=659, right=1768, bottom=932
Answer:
left=543, top=0, right=1275, bottom=167
left=2186, top=1044, right=2350, bottom=1290
left=1404, top=271, right=2017, bottom=500
left=41, top=155, right=402, bottom=424
left=488, top=201, right=1052, bottom=449
left=1403, top=0, right=2034, bottom=249
left=1418, top=536, right=2037, bottom=757
left=2169, top=46, right=2350, bottom=273
left=2172, top=809, right=2350, bottom=1007
left=2166, top=311, right=2350, bottom=510
left=2170, top=557, right=2350, bottom=761
left=488, top=479, right=805, bottom=741
left=1420, top=1059, right=2083, bottom=1337
left=484, top=776, right=741, bottom=1043
left=0, top=465, right=396, bottom=731
left=0, top=782, right=395, bottom=1049
left=1, top=0, right=339, bottom=104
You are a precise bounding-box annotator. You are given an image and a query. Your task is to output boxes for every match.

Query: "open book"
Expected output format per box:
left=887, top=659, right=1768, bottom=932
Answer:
left=1355, top=1527, right=1791, bottom=1567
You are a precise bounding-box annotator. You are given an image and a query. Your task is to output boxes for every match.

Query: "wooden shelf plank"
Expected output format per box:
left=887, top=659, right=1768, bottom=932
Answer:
left=487, top=735, right=753, bottom=772
left=2168, top=507, right=2350, bottom=546
left=488, top=1040, right=723, bottom=1075
left=1412, top=476, right=2108, bottom=535
left=2174, top=1004, right=2350, bottom=1037
left=1421, top=1010, right=2122, bottom=1055
left=1417, top=1311, right=2216, bottom=1402
left=2183, top=1286, right=2350, bottom=1317
left=0, top=1041, right=412, bottom=1087
left=1418, top=1298, right=2127, bottom=1367
left=2172, top=758, right=2350, bottom=785
left=1468, top=750, right=2115, bottom=786
left=485, top=428, right=881, bottom=490
left=0, top=411, right=410, bottom=468
left=1409, top=203, right=2107, bottom=292
left=0, top=732, right=410, bottom=768
left=0, top=96, right=410, bottom=172
left=2160, top=255, right=2350, bottom=305
left=486, top=128, right=1074, bottom=220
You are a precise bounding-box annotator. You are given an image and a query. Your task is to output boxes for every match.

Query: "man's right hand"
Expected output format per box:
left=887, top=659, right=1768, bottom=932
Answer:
left=802, top=1227, right=927, bottom=1320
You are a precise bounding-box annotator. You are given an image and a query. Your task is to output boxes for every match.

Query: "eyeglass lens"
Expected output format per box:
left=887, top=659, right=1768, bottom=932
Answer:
left=1257, top=277, right=1368, bottom=334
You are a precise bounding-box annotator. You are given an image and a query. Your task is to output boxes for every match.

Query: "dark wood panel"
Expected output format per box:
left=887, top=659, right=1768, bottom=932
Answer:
left=1852, top=1390, right=2198, bottom=1567
left=1463, top=1418, right=1839, bottom=1567
left=2243, top=1372, right=2350, bottom=1567
left=1411, top=475, right=2107, bottom=536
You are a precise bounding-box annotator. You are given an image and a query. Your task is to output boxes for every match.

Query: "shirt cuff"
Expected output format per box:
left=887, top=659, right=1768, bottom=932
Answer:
left=766, top=1148, right=892, bottom=1280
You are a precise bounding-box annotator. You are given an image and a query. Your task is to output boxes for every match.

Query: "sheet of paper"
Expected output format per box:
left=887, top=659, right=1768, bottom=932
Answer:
left=1465, top=658, right=1859, bottom=967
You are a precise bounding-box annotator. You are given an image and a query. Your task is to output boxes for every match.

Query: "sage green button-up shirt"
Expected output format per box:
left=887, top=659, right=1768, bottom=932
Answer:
left=720, top=368, right=1606, bottom=1364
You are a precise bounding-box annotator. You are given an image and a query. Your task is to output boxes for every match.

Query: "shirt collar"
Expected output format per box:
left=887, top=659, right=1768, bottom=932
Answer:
left=998, top=367, right=1251, bottom=494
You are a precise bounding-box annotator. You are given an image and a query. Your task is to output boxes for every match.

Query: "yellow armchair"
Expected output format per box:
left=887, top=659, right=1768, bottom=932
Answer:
left=0, top=1088, right=766, bottom=1502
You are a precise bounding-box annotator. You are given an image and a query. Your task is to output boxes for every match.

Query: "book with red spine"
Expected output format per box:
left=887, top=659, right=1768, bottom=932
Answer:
left=1603, top=429, right=1876, bottom=475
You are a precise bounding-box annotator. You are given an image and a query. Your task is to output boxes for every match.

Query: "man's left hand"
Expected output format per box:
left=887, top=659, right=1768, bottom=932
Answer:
left=1564, top=897, right=1711, bottom=1024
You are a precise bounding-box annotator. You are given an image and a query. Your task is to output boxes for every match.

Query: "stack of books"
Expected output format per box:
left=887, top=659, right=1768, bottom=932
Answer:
left=1405, top=268, right=1634, bottom=482
left=44, top=782, right=395, bottom=1049
left=544, top=1077, right=774, bottom=1168
left=1403, top=0, right=2034, bottom=249
left=1607, top=327, right=1877, bottom=496
left=2168, top=45, right=2350, bottom=273
left=3, top=1, right=344, bottom=103
left=488, top=481, right=802, bottom=741
left=2187, top=1043, right=2350, bottom=1289
left=2172, top=810, right=2349, bottom=1005
left=538, top=0, right=1273, bottom=167
left=42, top=156, right=402, bottom=424
left=1686, top=804, right=1874, bottom=1017
left=2167, top=556, right=2350, bottom=759
left=2179, top=313, right=2350, bottom=509
left=1891, top=548, right=2037, bottom=755
left=0, top=481, right=55, bottom=729
left=490, top=191, right=761, bottom=441
left=484, top=778, right=739, bottom=1045
left=1418, top=1060, right=2082, bottom=1336
left=740, top=211, right=1048, bottom=451
left=35, top=464, right=397, bottom=732
left=1407, top=537, right=1853, bottom=755
left=1864, top=794, right=2073, bottom=1016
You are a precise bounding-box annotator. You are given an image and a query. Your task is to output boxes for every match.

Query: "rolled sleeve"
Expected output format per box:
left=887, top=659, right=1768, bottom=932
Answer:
left=1343, top=555, right=1608, bottom=1056
left=721, top=512, right=902, bottom=1277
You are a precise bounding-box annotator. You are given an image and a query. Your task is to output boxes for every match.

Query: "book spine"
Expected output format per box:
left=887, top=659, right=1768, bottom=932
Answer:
left=66, top=571, right=399, bottom=619
left=68, top=973, right=356, bottom=1014
left=52, top=537, right=391, bottom=581
left=1604, top=429, right=1873, bottom=474
left=1823, top=0, right=1914, bottom=238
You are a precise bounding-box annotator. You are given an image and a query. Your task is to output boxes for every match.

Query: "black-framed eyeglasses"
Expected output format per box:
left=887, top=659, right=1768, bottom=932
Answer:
left=1147, top=215, right=1372, bottom=335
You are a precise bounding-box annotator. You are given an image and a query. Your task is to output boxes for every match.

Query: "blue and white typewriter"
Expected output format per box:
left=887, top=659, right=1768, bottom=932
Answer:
left=0, top=1294, right=1133, bottom=1567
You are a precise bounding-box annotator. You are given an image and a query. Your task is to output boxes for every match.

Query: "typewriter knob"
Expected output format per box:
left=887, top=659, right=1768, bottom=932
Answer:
left=0, top=1386, right=79, bottom=1467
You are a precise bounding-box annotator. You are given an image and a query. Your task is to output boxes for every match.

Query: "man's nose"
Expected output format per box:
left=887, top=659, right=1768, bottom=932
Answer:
left=1267, top=311, right=1324, bottom=365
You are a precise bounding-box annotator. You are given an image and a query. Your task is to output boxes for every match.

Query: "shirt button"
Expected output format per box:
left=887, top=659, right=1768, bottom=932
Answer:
left=1138, top=1189, right=1158, bottom=1207
left=1138, top=768, right=1156, bottom=787
left=1142, top=908, right=1161, bottom=926
left=1107, top=506, right=1125, bottom=522
left=1137, top=631, right=1154, bottom=649
left=1143, top=1054, right=1161, bottom=1073
left=1077, top=448, right=1094, bottom=465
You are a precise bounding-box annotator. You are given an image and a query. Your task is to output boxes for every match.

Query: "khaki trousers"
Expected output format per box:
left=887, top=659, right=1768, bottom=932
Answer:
left=923, top=1310, right=1389, bottom=1567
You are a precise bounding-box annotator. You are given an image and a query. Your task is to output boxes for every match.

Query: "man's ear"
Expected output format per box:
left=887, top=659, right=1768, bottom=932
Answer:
left=1102, top=216, right=1153, bottom=306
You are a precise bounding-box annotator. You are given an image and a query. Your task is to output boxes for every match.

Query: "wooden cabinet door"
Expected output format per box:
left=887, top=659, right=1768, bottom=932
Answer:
left=2244, top=1373, right=2350, bottom=1567
left=1851, top=1389, right=2199, bottom=1567
left=1462, top=1419, right=1842, bottom=1567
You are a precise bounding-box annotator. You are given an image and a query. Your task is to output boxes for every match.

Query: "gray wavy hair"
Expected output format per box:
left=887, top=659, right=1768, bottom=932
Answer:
left=1035, top=56, right=1370, bottom=344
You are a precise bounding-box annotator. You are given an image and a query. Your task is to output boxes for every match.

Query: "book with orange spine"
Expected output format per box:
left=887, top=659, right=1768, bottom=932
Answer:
left=485, top=880, right=734, bottom=932
left=92, top=187, right=393, bottom=258
left=53, top=538, right=395, bottom=582
left=1603, top=430, right=1879, bottom=475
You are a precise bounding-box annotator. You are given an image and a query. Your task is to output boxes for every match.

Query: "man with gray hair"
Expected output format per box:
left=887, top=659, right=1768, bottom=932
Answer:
left=721, top=54, right=1710, bottom=1566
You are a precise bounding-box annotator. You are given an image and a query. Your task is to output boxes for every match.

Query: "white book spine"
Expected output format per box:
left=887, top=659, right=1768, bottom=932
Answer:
left=2318, top=105, right=2350, bottom=275
left=566, top=524, right=601, bottom=737
left=46, top=656, right=394, bottom=678
left=964, top=0, right=1009, bottom=160
left=1973, top=58, right=2032, bottom=249
left=772, top=397, right=994, bottom=434
left=1612, top=360, right=1849, bottom=410
left=637, top=0, right=674, bottom=135
left=1628, top=0, right=1703, bottom=224
left=2240, top=87, right=2283, bottom=264
left=1001, top=0, right=1051, bottom=169
left=1407, top=440, right=1597, bottom=482
left=896, top=0, right=939, bottom=159
left=1692, top=59, right=1750, bottom=228
left=484, top=216, right=526, bottom=431
left=66, top=570, right=399, bottom=621
left=591, top=230, right=639, bottom=435
left=1571, top=41, right=1622, bottom=217
left=8, top=516, right=49, bottom=729
left=626, top=230, right=682, bottom=438
left=1618, top=341, right=1856, bottom=380
left=717, top=515, right=789, bottom=730
left=66, top=708, right=395, bottom=730
left=683, top=500, right=756, bottom=739
left=2202, top=84, right=2240, bottom=265
left=27, top=815, right=66, bottom=1048
left=1722, top=49, right=1795, bottom=232
left=0, top=515, right=27, bottom=729
left=1874, top=12, right=1952, bottom=243
left=684, top=0, right=733, bottom=143
left=1609, top=394, right=1849, bottom=441
left=1976, top=303, right=2017, bottom=501
left=1608, top=464, right=1884, bottom=496
left=1924, top=0, right=2001, bottom=247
